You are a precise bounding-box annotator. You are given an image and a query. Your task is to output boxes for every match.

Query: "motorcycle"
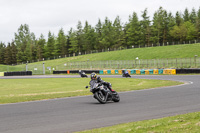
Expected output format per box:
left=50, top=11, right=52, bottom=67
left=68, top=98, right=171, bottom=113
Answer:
left=86, top=80, right=120, bottom=104
left=122, top=71, right=131, bottom=78
left=79, top=71, right=88, bottom=78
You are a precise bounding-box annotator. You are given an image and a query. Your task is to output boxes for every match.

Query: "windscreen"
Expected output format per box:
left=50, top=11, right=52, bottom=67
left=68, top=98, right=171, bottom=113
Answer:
left=90, top=80, right=98, bottom=89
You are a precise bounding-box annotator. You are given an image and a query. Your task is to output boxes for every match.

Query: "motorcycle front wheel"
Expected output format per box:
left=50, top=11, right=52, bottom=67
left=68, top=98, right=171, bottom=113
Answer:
left=94, top=91, right=107, bottom=104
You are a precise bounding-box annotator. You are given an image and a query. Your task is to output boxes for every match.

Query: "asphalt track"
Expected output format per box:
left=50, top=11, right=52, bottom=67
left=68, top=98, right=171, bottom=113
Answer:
left=0, top=75, right=200, bottom=133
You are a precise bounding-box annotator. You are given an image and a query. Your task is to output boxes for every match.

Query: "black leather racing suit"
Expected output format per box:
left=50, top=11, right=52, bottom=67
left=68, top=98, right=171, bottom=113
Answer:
left=89, top=77, right=113, bottom=91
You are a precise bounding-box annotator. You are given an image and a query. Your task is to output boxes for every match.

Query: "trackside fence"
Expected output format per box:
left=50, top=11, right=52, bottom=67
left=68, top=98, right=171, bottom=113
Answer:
left=56, top=57, right=200, bottom=70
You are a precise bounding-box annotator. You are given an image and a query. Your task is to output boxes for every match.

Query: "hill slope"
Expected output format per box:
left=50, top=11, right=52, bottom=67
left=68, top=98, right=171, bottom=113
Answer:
left=38, top=43, right=200, bottom=67
left=1, top=43, right=200, bottom=71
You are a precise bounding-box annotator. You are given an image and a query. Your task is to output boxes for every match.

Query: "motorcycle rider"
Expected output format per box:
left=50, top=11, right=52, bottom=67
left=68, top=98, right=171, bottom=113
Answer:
left=79, top=70, right=87, bottom=77
left=90, top=72, right=115, bottom=93
left=124, top=70, right=129, bottom=75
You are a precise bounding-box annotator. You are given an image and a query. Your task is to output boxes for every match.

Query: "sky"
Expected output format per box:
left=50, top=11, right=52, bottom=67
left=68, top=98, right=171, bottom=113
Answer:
left=0, top=0, right=199, bottom=44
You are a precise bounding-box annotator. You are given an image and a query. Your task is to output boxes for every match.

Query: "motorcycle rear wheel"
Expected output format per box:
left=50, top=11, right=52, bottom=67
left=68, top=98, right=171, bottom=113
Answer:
left=112, top=92, right=120, bottom=102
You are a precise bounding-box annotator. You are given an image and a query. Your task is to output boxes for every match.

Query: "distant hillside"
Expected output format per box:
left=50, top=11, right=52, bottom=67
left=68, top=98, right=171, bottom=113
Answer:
left=38, top=43, right=200, bottom=67
left=1, top=43, right=200, bottom=72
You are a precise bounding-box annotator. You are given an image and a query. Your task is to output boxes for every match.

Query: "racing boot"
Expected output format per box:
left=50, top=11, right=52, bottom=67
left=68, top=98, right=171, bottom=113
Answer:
left=108, top=87, right=116, bottom=94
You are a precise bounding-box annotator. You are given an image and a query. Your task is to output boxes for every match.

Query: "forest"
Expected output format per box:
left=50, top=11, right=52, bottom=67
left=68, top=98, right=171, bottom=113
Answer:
left=0, top=7, right=200, bottom=65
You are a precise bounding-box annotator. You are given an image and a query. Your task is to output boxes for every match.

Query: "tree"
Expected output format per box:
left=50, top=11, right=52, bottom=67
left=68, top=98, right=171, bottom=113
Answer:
left=95, top=19, right=103, bottom=50
left=126, top=12, right=142, bottom=47
left=36, top=34, right=46, bottom=60
left=14, top=24, right=34, bottom=63
left=82, top=21, right=97, bottom=51
left=55, top=28, right=67, bottom=57
left=4, top=43, right=12, bottom=65
left=68, top=28, right=78, bottom=53
left=169, top=22, right=196, bottom=43
left=196, top=7, right=200, bottom=40
left=30, top=33, right=37, bottom=61
left=184, top=21, right=197, bottom=41
left=167, top=12, right=176, bottom=42
left=141, top=8, right=151, bottom=46
left=151, top=7, right=163, bottom=44
left=46, top=31, right=55, bottom=59
left=190, top=8, right=197, bottom=24
left=162, top=10, right=169, bottom=44
left=10, top=42, right=17, bottom=64
left=183, top=8, right=190, bottom=22
left=0, top=42, right=6, bottom=64
left=151, top=7, right=169, bottom=45
left=112, top=16, right=125, bottom=48
left=76, top=21, right=84, bottom=53
left=100, top=17, right=115, bottom=49
left=175, top=11, right=183, bottom=26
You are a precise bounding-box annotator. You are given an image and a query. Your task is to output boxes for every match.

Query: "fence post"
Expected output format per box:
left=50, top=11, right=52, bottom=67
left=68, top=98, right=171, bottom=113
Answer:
left=157, top=59, right=159, bottom=68
left=167, top=58, right=168, bottom=68
left=195, top=55, right=198, bottom=67
left=43, top=62, right=45, bottom=75
left=26, top=63, right=28, bottom=71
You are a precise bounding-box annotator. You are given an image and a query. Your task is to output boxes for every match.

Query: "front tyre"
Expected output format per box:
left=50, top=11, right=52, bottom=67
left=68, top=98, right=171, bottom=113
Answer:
left=94, top=91, right=106, bottom=104
left=112, top=92, right=120, bottom=102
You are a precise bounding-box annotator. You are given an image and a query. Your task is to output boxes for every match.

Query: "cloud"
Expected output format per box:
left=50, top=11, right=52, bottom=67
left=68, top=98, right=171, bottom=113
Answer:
left=0, top=0, right=199, bottom=43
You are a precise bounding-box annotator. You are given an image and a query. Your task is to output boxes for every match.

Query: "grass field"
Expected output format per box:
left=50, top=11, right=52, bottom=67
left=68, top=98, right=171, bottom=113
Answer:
left=78, top=111, right=200, bottom=133
left=29, top=43, right=200, bottom=67
left=0, top=78, right=182, bottom=104
left=1, top=43, right=200, bottom=72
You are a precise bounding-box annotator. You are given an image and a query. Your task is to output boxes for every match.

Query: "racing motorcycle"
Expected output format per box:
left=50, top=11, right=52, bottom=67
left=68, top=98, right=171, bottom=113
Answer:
left=122, top=71, right=131, bottom=78
left=86, top=80, right=120, bottom=104
left=79, top=70, right=88, bottom=78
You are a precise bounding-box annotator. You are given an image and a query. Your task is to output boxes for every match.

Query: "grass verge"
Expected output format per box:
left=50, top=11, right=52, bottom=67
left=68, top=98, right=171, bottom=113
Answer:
left=77, top=111, right=200, bottom=133
left=0, top=78, right=182, bottom=104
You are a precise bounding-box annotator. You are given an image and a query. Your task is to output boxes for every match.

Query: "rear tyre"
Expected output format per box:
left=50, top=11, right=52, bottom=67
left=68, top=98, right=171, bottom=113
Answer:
left=112, top=92, right=120, bottom=102
left=94, top=91, right=106, bottom=104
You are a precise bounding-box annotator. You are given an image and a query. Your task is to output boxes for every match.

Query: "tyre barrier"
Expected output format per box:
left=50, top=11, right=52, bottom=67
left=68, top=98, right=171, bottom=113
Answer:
left=53, top=71, right=68, bottom=74
left=53, top=70, right=99, bottom=74
left=176, top=68, right=200, bottom=74
left=3, top=71, right=32, bottom=76
left=53, top=68, right=200, bottom=75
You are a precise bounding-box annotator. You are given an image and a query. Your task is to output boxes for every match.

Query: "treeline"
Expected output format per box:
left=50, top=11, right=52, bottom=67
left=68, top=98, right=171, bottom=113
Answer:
left=0, top=7, right=200, bottom=65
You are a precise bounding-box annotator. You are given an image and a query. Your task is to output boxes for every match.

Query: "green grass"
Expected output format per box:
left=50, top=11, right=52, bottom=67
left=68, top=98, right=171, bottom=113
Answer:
left=0, top=78, right=182, bottom=104
left=78, top=112, right=200, bottom=133
left=34, top=43, right=200, bottom=67
left=0, top=64, right=26, bottom=72
left=1, top=43, right=200, bottom=71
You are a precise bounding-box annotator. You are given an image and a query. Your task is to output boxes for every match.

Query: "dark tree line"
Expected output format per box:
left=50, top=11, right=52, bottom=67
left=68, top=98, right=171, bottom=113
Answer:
left=0, top=7, right=200, bottom=65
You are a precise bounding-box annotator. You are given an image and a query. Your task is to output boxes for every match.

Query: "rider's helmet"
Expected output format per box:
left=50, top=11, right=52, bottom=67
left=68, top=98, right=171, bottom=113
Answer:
left=91, top=72, right=97, bottom=80
left=125, top=70, right=128, bottom=74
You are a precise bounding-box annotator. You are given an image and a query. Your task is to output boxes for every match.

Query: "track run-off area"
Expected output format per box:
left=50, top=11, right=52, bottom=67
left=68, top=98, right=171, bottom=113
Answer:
left=0, top=75, right=200, bottom=133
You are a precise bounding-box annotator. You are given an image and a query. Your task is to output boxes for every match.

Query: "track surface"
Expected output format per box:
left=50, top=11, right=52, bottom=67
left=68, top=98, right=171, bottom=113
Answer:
left=0, top=75, right=200, bottom=133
